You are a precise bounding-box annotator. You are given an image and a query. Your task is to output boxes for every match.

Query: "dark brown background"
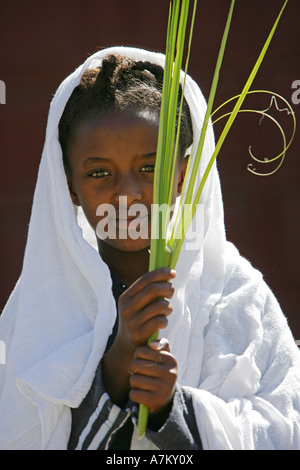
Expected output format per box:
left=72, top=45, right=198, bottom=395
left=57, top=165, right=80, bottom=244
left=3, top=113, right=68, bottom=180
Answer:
left=0, top=0, right=299, bottom=338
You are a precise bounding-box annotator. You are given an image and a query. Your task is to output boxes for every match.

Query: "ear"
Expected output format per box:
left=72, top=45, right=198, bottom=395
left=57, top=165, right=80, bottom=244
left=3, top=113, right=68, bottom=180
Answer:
left=177, top=155, right=189, bottom=196
left=66, top=175, right=81, bottom=206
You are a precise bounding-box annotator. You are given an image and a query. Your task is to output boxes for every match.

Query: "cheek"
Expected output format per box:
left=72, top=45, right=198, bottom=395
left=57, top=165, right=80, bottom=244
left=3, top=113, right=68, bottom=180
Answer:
left=141, top=178, right=154, bottom=200
left=80, top=202, right=99, bottom=233
left=75, top=186, right=107, bottom=231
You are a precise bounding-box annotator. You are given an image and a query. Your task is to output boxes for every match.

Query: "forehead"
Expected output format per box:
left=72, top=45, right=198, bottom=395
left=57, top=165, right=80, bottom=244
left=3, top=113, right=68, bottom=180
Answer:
left=74, top=111, right=159, bottom=150
left=67, top=111, right=161, bottom=170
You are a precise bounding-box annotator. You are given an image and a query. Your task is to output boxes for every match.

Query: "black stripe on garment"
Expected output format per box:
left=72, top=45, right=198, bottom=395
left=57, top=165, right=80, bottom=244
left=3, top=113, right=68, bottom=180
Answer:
left=80, top=398, right=112, bottom=450
left=104, top=414, right=134, bottom=450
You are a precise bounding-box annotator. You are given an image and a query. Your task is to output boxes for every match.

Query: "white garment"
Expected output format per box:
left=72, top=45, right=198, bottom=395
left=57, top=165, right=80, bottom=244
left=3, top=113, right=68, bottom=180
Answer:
left=0, top=46, right=299, bottom=450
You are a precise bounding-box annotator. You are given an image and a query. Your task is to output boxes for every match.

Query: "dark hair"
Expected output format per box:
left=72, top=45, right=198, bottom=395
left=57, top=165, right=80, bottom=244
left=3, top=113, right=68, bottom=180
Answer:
left=59, top=54, right=193, bottom=173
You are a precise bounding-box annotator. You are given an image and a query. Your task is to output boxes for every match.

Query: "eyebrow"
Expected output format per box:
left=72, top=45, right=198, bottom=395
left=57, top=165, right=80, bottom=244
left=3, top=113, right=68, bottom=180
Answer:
left=82, top=152, right=156, bottom=167
left=141, top=151, right=156, bottom=158
left=82, top=157, right=109, bottom=167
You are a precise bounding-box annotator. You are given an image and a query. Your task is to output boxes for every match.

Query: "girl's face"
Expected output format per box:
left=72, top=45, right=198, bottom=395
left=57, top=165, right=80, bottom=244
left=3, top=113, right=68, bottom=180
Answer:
left=67, top=111, right=187, bottom=253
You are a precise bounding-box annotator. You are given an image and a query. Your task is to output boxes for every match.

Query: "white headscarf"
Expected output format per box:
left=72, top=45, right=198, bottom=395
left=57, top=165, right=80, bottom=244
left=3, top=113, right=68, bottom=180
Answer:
left=0, top=47, right=299, bottom=450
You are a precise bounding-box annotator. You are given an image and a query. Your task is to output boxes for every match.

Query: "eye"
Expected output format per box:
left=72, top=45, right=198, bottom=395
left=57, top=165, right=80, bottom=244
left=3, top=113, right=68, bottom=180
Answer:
left=89, top=169, right=111, bottom=178
left=140, top=164, right=155, bottom=173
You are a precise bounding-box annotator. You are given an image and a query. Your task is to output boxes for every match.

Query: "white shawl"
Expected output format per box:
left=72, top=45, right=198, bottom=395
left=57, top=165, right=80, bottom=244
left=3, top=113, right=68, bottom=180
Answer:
left=0, top=46, right=299, bottom=450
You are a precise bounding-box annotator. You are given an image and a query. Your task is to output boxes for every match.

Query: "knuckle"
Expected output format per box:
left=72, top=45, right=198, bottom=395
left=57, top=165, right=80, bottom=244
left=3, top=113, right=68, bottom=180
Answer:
left=168, top=284, right=175, bottom=298
left=118, top=299, right=130, bottom=317
left=129, top=374, right=138, bottom=387
left=157, top=316, right=168, bottom=330
left=134, top=346, right=148, bottom=359
left=150, top=267, right=171, bottom=278
left=170, top=355, right=178, bottom=370
left=147, top=283, right=174, bottom=300
left=166, top=301, right=173, bottom=314
left=157, top=299, right=171, bottom=311
left=146, top=284, right=157, bottom=297
left=118, top=290, right=128, bottom=305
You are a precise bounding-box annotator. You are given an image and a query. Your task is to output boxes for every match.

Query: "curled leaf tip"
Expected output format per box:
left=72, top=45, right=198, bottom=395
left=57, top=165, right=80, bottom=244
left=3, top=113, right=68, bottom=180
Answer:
left=213, top=90, right=296, bottom=176
left=247, top=92, right=296, bottom=176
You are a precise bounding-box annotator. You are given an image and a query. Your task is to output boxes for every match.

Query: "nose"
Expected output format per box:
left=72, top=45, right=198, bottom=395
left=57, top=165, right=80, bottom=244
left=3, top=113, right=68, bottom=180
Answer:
left=114, top=172, right=142, bottom=207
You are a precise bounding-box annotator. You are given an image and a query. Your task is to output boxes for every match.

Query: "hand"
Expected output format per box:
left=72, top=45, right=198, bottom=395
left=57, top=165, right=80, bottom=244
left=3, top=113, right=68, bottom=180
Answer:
left=102, top=268, right=176, bottom=406
left=128, top=338, right=178, bottom=417
left=116, top=267, right=176, bottom=355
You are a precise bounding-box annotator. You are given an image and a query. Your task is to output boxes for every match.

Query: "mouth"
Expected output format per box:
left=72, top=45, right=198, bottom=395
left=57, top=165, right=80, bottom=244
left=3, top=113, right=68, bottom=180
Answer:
left=114, top=215, right=149, bottom=230
left=95, top=201, right=151, bottom=241
left=115, top=217, right=136, bottom=229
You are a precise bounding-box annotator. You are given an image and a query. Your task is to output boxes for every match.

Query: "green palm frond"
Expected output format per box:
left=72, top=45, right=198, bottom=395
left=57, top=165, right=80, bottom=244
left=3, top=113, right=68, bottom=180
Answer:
left=138, top=0, right=292, bottom=438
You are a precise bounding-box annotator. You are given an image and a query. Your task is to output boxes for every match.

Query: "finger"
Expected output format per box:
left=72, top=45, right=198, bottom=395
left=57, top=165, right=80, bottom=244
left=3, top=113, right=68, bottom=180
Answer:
left=124, top=268, right=176, bottom=298
left=134, top=314, right=169, bottom=344
left=129, top=356, right=177, bottom=383
left=132, top=345, right=174, bottom=369
left=127, top=303, right=171, bottom=346
left=123, top=282, right=175, bottom=314
left=129, top=388, right=158, bottom=411
left=133, top=345, right=162, bottom=364
left=130, top=374, right=158, bottom=392
left=128, top=358, right=162, bottom=378
left=134, top=300, right=172, bottom=331
left=129, top=382, right=172, bottom=414
left=149, top=337, right=170, bottom=352
left=119, top=284, right=175, bottom=322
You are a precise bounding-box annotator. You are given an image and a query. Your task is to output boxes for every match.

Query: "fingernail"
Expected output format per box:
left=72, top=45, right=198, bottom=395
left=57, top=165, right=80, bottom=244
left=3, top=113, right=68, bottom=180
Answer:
left=170, top=269, right=176, bottom=278
left=150, top=338, right=168, bottom=350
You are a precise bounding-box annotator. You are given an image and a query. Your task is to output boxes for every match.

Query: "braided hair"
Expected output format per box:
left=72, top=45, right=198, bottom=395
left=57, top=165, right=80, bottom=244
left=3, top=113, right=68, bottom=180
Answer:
left=59, top=54, right=193, bottom=173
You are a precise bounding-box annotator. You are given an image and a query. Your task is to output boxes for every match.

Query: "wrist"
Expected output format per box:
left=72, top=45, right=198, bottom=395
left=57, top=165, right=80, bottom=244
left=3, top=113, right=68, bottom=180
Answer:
left=147, top=395, right=174, bottom=432
left=102, top=340, right=134, bottom=406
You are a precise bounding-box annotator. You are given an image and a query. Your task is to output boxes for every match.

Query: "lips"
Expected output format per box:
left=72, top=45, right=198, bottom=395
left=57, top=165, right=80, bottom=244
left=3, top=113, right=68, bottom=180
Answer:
left=114, top=215, right=149, bottom=230
left=116, top=217, right=136, bottom=229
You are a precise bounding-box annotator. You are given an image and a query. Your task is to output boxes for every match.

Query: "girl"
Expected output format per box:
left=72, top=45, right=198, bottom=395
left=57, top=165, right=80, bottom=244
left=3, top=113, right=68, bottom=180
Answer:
left=0, top=46, right=299, bottom=450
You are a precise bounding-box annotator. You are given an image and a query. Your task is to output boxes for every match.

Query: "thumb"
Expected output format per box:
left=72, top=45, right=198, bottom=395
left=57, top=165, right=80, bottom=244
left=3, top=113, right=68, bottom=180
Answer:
left=149, top=337, right=170, bottom=352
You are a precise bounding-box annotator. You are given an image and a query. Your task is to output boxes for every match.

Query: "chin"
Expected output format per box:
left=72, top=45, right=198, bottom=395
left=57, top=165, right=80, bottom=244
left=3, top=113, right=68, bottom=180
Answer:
left=97, top=236, right=150, bottom=253
left=110, top=240, right=150, bottom=254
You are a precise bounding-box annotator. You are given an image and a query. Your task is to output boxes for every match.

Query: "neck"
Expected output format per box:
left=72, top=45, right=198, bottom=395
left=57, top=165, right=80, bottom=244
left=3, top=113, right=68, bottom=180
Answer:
left=97, top=239, right=150, bottom=287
